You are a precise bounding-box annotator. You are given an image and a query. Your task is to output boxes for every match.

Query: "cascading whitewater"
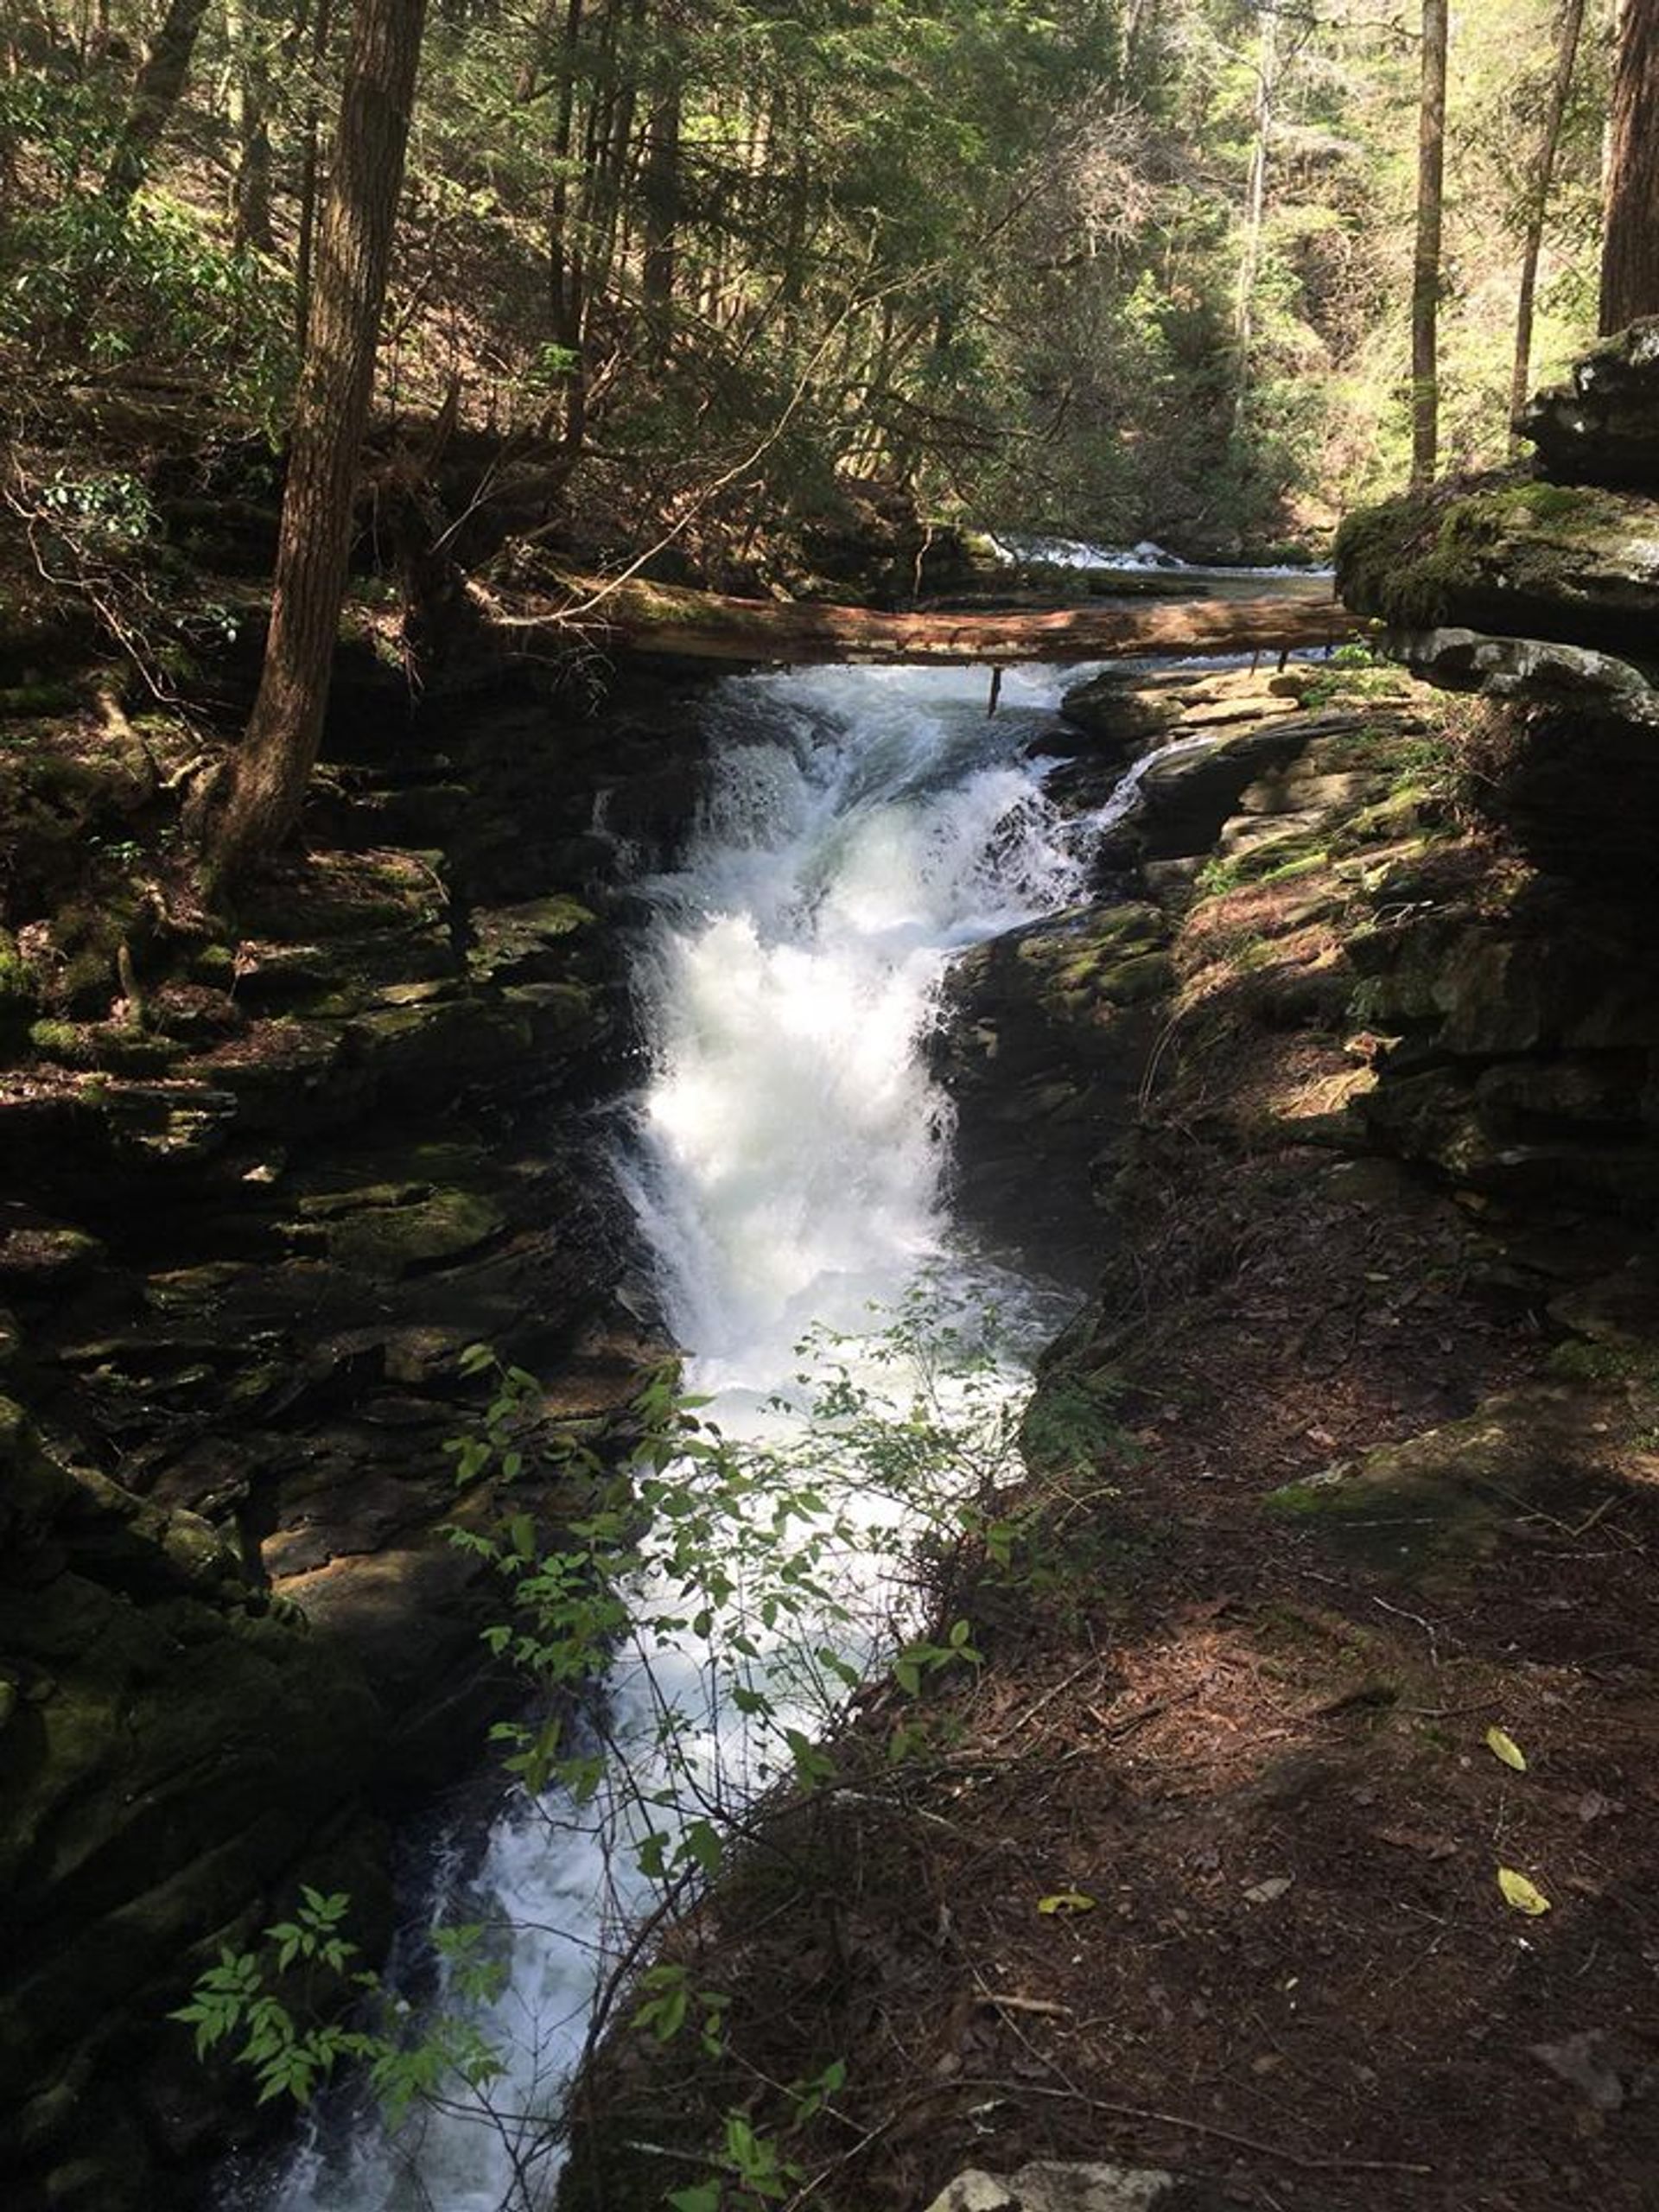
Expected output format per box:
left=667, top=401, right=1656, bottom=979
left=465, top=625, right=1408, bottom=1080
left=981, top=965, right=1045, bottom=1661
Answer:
left=232, top=658, right=1150, bottom=2212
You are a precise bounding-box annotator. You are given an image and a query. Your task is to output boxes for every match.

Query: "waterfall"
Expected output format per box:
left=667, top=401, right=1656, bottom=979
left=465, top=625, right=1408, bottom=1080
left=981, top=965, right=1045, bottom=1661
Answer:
left=229, top=658, right=1126, bottom=2212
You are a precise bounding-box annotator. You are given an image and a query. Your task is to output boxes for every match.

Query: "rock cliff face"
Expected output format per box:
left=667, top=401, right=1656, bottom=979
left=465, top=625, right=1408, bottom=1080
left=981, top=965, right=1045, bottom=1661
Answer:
left=936, top=316, right=1659, bottom=1301
left=1326, top=319, right=1659, bottom=1228
left=0, top=638, right=711, bottom=2206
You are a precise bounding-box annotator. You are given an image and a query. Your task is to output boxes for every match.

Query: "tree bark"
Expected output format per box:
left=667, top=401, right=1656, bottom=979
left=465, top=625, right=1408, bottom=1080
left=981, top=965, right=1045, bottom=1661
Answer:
left=1233, top=0, right=1279, bottom=431
left=1510, top=0, right=1586, bottom=435
left=295, top=0, right=336, bottom=350
left=642, top=80, right=680, bottom=332
left=490, top=572, right=1359, bottom=667
left=104, top=0, right=213, bottom=208
left=226, top=0, right=276, bottom=251
left=1410, top=0, right=1448, bottom=487
left=206, top=0, right=427, bottom=888
left=1600, top=0, right=1659, bottom=332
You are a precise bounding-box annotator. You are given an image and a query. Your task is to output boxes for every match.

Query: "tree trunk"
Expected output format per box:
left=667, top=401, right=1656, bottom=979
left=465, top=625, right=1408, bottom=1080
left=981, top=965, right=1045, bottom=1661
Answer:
left=1410, top=0, right=1448, bottom=486
left=1601, top=0, right=1659, bottom=331
left=1233, top=0, right=1278, bottom=429
left=104, top=0, right=213, bottom=208
left=226, top=0, right=276, bottom=251
left=295, top=0, right=336, bottom=349
left=490, top=571, right=1358, bottom=667
left=206, top=0, right=427, bottom=888
left=642, top=80, right=679, bottom=332
left=545, top=0, right=582, bottom=337
left=1510, top=0, right=1586, bottom=435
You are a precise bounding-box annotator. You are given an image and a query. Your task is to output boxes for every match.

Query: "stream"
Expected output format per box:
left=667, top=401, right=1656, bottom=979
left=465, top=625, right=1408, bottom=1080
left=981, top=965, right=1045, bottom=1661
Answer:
left=232, top=655, right=1167, bottom=2212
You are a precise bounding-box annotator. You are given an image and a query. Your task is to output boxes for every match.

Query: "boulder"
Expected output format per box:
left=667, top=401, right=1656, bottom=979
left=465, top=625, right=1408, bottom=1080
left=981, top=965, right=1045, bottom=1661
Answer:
left=1389, top=627, right=1659, bottom=728
left=1265, top=1383, right=1634, bottom=1585
left=1131, top=715, right=1341, bottom=860
left=1336, top=477, right=1659, bottom=661
left=1519, top=315, right=1659, bottom=488
left=933, top=902, right=1172, bottom=1276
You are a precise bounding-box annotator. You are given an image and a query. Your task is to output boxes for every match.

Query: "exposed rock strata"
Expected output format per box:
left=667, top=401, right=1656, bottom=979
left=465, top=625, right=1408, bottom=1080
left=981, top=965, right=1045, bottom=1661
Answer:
left=0, top=649, right=709, bottom=2207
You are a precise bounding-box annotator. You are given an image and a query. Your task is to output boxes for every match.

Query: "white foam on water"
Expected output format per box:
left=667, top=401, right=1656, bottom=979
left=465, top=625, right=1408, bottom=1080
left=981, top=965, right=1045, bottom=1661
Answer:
left=227, top=659, right=1162, bottom=2212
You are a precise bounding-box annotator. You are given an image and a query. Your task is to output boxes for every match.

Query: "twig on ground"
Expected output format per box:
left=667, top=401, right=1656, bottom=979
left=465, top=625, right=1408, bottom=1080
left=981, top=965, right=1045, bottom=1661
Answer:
left=957, top=2077, right=1434, bottom=2177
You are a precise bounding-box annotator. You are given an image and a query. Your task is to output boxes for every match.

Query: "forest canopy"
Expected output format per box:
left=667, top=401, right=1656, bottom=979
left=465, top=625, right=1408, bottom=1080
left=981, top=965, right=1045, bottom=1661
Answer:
left=0, top=0, right=1617, bottom=565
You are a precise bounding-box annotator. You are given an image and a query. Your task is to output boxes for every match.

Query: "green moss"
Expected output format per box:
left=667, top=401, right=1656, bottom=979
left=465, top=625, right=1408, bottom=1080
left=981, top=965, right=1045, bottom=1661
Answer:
left=1544, top=1338, right=1659, bottom=1389
left=1199, top=827, right=1333, bottom=899
left=1336, top=477, right=1626, bottom=630
left=324, top=1186, right=505, bottom=1278
left=0, top=680, right=82, bottom=714
left=29, top=1018, right=88, bottom=1065
left=28, top=1018, right=179, bottom=1073
left=0, top=930, right=37, bottom=1029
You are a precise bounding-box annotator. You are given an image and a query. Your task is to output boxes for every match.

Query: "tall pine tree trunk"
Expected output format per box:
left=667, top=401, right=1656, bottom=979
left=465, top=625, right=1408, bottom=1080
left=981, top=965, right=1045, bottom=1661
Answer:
left=104, top=0, right=213, bottom=207
left=1233, top=1, right=1278, bottom=431
left=206, top=0, right=427, bottom=888
left=642, top=81, right=680, bottom=336
left=1410, top=0, right=1448, bottom=486
left=295, top=0, right=336, bottom=349
left=1601, top=0, right=1659, bottom=331
left=226, top=0, right=276, bottom=251
left=1510, top=0, right=1586, bottom=435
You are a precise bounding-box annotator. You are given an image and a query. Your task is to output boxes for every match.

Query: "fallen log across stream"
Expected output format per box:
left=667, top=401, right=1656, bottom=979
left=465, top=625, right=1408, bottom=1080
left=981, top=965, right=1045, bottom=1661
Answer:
left=484, top=569, right=1367, bottom=666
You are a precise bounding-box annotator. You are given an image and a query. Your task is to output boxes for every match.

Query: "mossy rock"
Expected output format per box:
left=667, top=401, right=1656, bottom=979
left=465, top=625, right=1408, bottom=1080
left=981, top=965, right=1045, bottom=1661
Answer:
left=1007, top=902, right=1173, bottom=1020
left=321, top=1185, right=505, bottom=1278
left=1519, top=315, right=1659, bottom=488
left=1336, top=476, right=1659, bottom=658
left=233, top=850, right=449, bottom=944
left=0, top=927, right=40, bottom=1034
left=351, top=995, right=535, bottom=1097
left=29, top=1019, right=183, bottom=1076
left=467, top=896, right=597, bottom=987
left=0, top=1221, right=105, bottom=1291
left=1265, top=1385, right=1630, bottom=1586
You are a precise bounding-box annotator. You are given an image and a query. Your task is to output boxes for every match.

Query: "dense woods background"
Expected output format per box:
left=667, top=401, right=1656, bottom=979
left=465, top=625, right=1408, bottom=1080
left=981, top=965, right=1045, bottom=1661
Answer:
left=0, top=0, right=1619, bottom=568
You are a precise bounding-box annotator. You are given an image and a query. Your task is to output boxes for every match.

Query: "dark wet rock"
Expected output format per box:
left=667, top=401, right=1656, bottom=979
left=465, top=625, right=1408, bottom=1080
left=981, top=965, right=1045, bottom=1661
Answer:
left=933, top=901, right=1173, bottom=1280
left=1518, top=315, right=1659, bottom=489
left=0, top=1398, right=391, bottom=2206
left=599, top=755, right=709, bottom=859
left=352, top=995, right=532, bottom=1102
left=0, top=658, right=695, bottom=2203
left=0, top=1213, right=105, bottom=1289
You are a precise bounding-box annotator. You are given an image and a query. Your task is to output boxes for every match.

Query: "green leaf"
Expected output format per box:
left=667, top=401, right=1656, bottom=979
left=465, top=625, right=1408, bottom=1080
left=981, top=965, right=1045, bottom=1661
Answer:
left=667, top=2185, right=722, bottom=2212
